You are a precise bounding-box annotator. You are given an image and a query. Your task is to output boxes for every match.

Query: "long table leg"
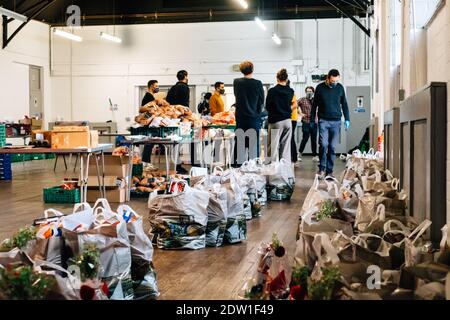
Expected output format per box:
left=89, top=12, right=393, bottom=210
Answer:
left=101, top=151, right=106, bottom=197
left=127, top=147, right=133, bottom=202
left=94, top=153, right=103, bottom=198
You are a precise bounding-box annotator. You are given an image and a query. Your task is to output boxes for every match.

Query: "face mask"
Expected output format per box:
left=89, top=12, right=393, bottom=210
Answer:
left=306, top=92, right=314, bottom=99
left=219, top=89, right=225, bottom=95
left=330, top=82, right=338, bottom=88
left=153, top=88, right=160, bottom=94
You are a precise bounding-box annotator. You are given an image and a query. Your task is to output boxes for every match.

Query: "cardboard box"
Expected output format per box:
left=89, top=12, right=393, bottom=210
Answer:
left=84, top=155, right=129, bottom=203
left=87, top=155, right=129, bottom=178
left=31, top=119, right=43, bottom=129
left=32, top=130, right=52, bottom=143
left=51, top=127, right=99, bottom=149
left=53, top=126, right=89, bottom=132
left=87, top=186, right=126, bottom=203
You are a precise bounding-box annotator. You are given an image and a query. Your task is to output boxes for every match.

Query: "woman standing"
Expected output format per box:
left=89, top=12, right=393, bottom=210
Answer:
left=266, top=69, right=294, bottom=163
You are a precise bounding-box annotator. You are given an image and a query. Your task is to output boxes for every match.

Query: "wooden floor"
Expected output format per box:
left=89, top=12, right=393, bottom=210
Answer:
left=0, top=157, right=344, bottom=300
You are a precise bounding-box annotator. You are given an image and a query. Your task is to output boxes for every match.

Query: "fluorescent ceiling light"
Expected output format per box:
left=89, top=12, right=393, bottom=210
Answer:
left=255, top=17, right=267, bottom=31
left=235, top=0, right=249, bottom=9
left=0, top=7, right=27, bottom=22
left=272, top=33, right=282, bottom=45
left=100, top=32, right=122, bottom=43
left=53, top=29, right=82, bottom=42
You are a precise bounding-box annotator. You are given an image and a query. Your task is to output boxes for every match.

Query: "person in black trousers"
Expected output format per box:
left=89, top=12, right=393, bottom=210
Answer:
left=232, top=61, right=265, bottom=166
left=298, top=86, right=319, bottom=163
left=141, top=80, right=160, bottom=164
left=166, top=70, right=192, bottom=174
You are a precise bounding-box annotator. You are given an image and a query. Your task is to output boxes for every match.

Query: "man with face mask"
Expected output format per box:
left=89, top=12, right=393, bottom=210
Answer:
left=209, top=82, right=226, bottom=116
left=141, top=80, right=161, bottom=164
left=310, top=69, right=350, bottom=178
left=142, top=80, right=160, bottom=106
left=297, top=86, right=318, bottom=164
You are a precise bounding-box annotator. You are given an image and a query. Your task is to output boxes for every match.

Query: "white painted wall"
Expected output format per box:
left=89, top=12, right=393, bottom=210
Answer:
left=50, top=19, right=370, bottom=132
left=0, top=20, right=50, bottom=126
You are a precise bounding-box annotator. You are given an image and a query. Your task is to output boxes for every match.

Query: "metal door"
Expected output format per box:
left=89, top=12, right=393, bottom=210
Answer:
left=29, top=66, right=43, bottom=119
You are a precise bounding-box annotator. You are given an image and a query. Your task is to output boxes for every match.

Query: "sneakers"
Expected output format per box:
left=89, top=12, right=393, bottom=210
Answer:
left=317, top=171, right=326, bottom=179
left=294, top=161, right=301, bottom=168
left=297, top=153, right=303, bottom=162
left=312, top=156, right=320, bottom=162
left=325, top=172, right=335, bottom=180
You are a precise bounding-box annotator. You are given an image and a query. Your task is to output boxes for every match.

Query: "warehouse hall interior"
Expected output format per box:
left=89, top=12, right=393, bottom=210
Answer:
left=0, top=0, right=449, bottom=303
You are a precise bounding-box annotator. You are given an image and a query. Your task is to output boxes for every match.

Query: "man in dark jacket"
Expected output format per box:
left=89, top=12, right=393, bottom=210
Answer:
left=166, top=70, right=190, bottom=107
left=266, top=68, right=294, bottom=163
left=310, top=69, right=350, bottom=177
left=141, top=80, right=160, bottom=163
left=232, top=61, right=265, bottom=166
left=167, top=70, right=191, bottom=173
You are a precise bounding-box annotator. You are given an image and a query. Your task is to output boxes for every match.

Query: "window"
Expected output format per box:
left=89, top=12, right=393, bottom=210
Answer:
left=138, top=85, right=196, bottom=110
left=411, top=0, right=444, bottom=28
left=390, top=0, right=402, bottom=67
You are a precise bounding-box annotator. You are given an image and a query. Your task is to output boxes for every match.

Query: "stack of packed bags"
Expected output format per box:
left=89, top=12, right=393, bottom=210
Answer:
left=147, top=169, right=247, bottom=250
left=146, top=158, right=296, bottom=250
left=290, top=148, right=450, bottom=300
left=0, top=199, right=159, bottom=300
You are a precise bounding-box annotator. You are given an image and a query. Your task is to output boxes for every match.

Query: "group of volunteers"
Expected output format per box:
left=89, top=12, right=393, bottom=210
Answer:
left=140, top=61, right=350, bottom=178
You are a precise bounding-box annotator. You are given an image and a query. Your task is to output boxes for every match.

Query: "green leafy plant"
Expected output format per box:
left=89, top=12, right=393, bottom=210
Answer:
left=68, top=243, right=101, bottom=281
left=308, top=266, right=341, bottom=300
left=0, top=265, right=55, bottom=300
left=291, top=265, right=309, bottom=288
left=0, top=226, right=36, bottom=251
left=317, top=200, right=336, bottom=220
left=271, top=233, right=286, bottom=257
left=244, top=284, right=265, bottom=300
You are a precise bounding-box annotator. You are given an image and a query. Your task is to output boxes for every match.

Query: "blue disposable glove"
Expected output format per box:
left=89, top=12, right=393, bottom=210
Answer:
left=344, top=120, right=350, bottom=130
left=309, top=122, right=315, bottom=130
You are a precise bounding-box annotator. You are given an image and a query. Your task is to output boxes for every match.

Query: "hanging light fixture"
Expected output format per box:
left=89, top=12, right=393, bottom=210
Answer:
left=235, top=0, right=249, bottom=9
left=53, top=29, right=82, bottom=42
left=255, top=17, right=267, bottom=31
left=100, top=32, right=122, bottom=43
left=272, top=33, right=282, bottom=45
left=100, top=0, right=122, bottom=43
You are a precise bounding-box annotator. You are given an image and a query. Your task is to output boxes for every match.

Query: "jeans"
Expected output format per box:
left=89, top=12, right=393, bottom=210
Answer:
left=318, top=119, right=341, bottom=174
left=299, top=123, right=318, bottom=156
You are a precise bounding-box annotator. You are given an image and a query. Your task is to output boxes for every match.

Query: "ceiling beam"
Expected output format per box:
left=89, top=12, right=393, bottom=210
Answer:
left=46, top=4, right=365, bottom=26
left=324, top=0, right=370, bottom=37
left=2, top=0, right=57, bottom=49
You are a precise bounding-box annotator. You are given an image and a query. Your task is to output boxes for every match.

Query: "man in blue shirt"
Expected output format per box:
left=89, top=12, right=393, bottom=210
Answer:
left=310, top=69, right=350, bottom=178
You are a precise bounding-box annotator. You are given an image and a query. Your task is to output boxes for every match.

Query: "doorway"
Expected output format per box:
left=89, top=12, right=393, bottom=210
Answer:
left=29, top=66, right=43, bottom=119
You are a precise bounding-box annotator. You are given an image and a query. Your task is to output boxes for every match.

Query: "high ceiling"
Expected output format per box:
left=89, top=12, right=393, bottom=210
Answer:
left=0, top=0, right=373, bottom=26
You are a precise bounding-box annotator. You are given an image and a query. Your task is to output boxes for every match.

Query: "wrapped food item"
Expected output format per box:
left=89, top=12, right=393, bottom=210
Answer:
left=212, top=111, right=236, bottom=125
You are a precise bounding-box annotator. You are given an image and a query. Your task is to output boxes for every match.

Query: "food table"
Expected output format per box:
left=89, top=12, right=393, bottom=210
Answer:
left=0, top=144, right=113, bottom=203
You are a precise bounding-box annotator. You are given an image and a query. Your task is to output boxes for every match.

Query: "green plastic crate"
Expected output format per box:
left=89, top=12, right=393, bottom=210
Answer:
left=12, top=154, right=32, bottom=162
left=31, top=154, right=46, bottom=161
left=43, top=186, right=80, bottom=203
left=132, top=163, right=143, bottom=177
left=46, top=153, right=56, bottom=159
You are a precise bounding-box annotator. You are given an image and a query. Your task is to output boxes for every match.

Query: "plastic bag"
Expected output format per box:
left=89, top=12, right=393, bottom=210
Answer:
left=62, top=199, right=134, bottom=300
left=267, top=159, right=295, bottom=201
left=148, top=182, right=210, bottom=250
left=117, top=205, right=159, bottom=299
